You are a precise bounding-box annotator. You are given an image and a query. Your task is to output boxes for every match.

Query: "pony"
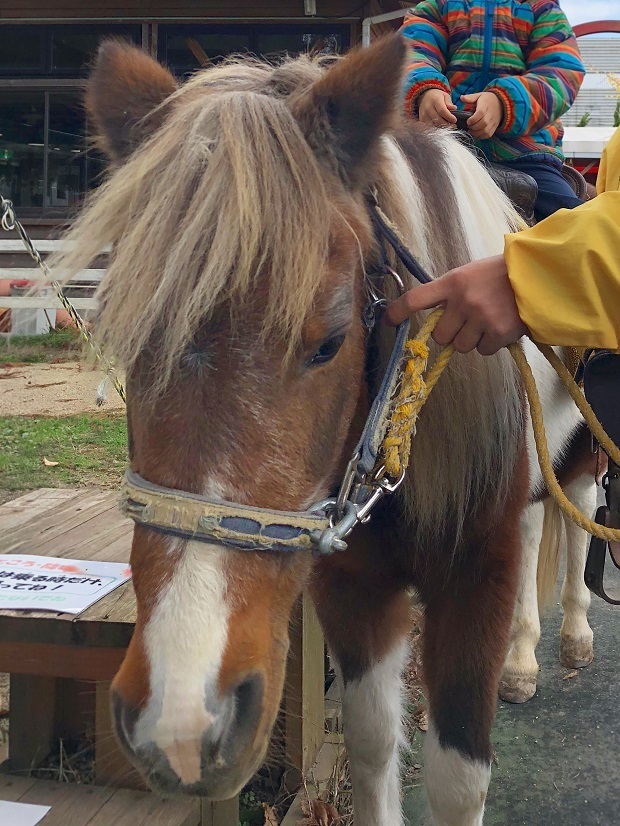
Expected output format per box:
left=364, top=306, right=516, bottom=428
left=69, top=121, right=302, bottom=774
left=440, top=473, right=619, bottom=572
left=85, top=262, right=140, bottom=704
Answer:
left=51, top=36, right=596, bottom=826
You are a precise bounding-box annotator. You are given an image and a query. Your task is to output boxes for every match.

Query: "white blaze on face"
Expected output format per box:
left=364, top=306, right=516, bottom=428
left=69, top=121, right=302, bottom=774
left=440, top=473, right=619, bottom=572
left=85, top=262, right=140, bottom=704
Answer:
left=134, top=538, right=230, bottom=785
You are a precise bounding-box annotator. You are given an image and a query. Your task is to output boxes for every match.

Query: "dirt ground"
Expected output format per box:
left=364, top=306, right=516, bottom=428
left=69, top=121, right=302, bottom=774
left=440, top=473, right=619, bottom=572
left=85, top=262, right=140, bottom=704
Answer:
left=0, top=363, right=125, bottom=416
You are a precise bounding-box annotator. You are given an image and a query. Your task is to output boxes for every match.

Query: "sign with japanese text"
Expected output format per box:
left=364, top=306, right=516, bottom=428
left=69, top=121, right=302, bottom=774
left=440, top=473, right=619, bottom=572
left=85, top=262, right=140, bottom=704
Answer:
left=0, top=801, right=51, bottom=826
left=0, top=554, right=132, bottom=614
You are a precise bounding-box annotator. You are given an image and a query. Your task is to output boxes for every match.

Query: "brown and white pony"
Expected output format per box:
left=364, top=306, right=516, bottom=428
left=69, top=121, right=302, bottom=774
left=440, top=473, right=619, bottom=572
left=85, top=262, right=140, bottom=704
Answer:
left=52, top=36, right=595, bottom=826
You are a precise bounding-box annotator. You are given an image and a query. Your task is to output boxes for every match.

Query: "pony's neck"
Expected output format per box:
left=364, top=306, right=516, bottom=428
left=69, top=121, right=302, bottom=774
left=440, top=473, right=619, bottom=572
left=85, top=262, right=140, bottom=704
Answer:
left=373, top=131, right=524, bottom=544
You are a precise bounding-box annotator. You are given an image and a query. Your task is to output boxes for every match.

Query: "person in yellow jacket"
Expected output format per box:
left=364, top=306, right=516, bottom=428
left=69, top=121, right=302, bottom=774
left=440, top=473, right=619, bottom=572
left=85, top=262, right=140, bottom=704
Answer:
left=386, top=128, right=620, bottom=355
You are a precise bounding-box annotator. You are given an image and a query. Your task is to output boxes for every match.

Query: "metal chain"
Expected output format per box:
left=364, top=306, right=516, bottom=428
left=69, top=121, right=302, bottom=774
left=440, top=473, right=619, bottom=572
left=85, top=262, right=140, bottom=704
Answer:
left=0, top=195, right=126, bottom=403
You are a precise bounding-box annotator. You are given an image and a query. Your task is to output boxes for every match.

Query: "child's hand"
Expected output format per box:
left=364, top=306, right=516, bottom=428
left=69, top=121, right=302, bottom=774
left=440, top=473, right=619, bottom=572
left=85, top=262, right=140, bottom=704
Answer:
left=419, top=89, right=458, bottom=128
left=461, top=92, right=504, bottom=139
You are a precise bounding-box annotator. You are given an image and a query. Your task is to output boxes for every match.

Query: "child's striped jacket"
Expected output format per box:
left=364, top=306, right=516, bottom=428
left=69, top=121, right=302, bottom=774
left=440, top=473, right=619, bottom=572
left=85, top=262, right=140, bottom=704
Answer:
left=401, top=0, right=585, bottom=162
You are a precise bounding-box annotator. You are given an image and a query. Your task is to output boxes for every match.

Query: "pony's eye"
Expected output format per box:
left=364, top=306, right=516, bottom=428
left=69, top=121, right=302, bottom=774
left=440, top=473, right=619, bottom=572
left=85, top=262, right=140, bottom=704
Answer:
left=307, top=334, right=346, bottom=368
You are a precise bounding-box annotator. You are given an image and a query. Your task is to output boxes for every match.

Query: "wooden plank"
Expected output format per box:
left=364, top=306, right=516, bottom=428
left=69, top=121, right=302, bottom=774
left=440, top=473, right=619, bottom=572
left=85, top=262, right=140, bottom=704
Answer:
left=0, top=582, right=136, bottom=648
left=55, top=679, right=97, bottom=742
left=95, top=681, right=145, bottom=791
left=8, top=675, right=58, bottom=771
left=284, top=591, right=325, bottom=783
left=0, top=642, right=126, bottom=680
left=0, top=489, right=77, bottom=533
left=6, top=505, right=127, bottom=557
left=201, top=798, right=240, bottom=826
left=0, top=269, right=104, bottom=282
left=0, top=490, right=112, bottom=546
left=0, top=1, right=364, bottom=17
left=83, top=524, right=133, bottom=561
left=90, top=788, right=200, bottom=826
left=280, top=737, right=346, bottom=826
left=0, top=297, right=97, bottom=310
left=0, top=241, right=73, bottom=253
left=78, top=581, right=135, bottom=626
left=20, top=780, right=114, bottom=826
left=0, top=772, right=38, bottom=801
left=0, top=491, right=118, bottom=552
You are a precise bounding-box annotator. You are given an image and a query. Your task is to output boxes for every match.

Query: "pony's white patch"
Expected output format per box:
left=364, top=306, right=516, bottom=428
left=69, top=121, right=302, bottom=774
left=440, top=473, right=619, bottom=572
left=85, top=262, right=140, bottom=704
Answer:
left=560, top=474, right=596, bottom=662
left=424, top=723, right=490, bottom=826
left=522, top=341, right=583, bottom=496
left=501, top=500, right=544, bottom=700
left=380, top=137, right=435, bottom=274
left=133, top=538, right=230, bottom=786
left=339, top=639, right=408, bottom=826
left=439, top=131, right=521, bottom=260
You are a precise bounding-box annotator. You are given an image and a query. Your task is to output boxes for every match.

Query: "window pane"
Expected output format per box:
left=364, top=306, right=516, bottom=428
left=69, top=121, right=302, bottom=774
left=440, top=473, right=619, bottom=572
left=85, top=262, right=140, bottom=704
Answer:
left=46, top=93, right=87, bottom=210
left=0, top=93, right=45, bottom=210
left=51, top=25, right=142, bottom=73
left=163, top=32, right=251, bottom=75
left=256, top=30, right=345, bottom=57
left=0, top=26, right=45, bottom=73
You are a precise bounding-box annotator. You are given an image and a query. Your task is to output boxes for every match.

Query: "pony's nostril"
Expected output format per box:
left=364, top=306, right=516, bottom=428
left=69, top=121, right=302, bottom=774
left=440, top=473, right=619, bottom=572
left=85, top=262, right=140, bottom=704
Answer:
left=111, top=690, right=140, bottom=752
left=234, top=674, right=263, bottom=726
left=216, top=674, right=264, bottom=762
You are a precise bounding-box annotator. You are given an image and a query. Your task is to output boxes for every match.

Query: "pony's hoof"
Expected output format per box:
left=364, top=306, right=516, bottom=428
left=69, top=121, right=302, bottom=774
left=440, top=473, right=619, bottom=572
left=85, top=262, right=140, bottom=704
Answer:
left=560, top=636, right=594, bottom=669
left=498, top=675, right=537, bottom=704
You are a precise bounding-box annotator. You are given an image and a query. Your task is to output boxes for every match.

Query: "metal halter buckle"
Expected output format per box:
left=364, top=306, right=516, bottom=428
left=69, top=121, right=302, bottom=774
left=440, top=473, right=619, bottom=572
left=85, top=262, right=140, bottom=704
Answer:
left=310, top=454, right=406, bottom=556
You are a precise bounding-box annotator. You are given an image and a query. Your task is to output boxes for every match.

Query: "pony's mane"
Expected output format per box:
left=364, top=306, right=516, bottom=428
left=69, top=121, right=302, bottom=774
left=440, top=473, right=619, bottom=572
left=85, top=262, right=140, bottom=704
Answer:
left=50, top=55, right=340, bottom=391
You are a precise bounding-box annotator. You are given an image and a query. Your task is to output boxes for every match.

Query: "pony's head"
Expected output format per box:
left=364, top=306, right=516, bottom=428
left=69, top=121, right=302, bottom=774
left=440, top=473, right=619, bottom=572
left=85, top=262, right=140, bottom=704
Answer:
left=60, top=37, right=407, bottom=797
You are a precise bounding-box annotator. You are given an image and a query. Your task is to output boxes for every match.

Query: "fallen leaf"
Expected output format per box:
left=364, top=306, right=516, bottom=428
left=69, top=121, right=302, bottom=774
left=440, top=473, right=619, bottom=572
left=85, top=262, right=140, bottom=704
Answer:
left=299, top=799, right=339, bottom=825
left=417, top=711, right=428, bottom=732
left=263, top=803, right=279, bottom=826
left=43, top=457, right=60, bottom=467
left=563, top=670, right=579, bottom=680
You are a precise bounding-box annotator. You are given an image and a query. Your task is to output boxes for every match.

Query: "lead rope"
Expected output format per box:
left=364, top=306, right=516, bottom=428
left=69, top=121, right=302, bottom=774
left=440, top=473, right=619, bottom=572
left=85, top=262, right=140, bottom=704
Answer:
left=0, top=196, right=126, bottom=404
left=383, top=308, right=620, bottom=543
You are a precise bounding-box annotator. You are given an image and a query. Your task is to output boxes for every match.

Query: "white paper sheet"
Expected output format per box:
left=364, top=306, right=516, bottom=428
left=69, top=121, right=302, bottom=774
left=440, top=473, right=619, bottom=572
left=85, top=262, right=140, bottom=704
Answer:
left=0, top=800, right=51, bottom=826
left=0, top=554, right=132, bottom=614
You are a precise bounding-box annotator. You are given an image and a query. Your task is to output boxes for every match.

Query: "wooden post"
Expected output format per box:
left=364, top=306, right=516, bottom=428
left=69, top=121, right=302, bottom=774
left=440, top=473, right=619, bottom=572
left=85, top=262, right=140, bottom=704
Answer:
left=201, top=797, right=239, bottom=826
left=95, top=681, right=145, bottom=790
left=9, top=674, right=58, bottom=771
left=284, top=591, right=325, bottom=785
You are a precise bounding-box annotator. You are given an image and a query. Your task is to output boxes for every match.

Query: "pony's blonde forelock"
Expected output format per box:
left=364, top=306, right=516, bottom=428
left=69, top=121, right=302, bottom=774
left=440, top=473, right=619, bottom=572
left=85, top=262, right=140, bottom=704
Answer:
left=49, top=57, right=335, bottom=393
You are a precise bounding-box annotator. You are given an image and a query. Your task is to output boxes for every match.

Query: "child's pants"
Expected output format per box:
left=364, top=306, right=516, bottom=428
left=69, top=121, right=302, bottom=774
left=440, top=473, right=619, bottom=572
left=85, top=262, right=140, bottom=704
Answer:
left=500, top=153, right=583, bottom=222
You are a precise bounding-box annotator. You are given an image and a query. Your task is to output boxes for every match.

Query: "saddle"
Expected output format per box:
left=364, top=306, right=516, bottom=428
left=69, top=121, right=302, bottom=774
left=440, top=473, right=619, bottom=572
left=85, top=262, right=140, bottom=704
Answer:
left=452, top=113, right=589, bottom=224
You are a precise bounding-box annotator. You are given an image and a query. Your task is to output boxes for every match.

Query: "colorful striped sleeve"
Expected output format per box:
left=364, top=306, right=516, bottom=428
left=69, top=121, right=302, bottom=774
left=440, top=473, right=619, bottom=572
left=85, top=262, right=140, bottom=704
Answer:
left=487, top=1, right=585, bottom=138
left=400, top=1, right=451, bottom=119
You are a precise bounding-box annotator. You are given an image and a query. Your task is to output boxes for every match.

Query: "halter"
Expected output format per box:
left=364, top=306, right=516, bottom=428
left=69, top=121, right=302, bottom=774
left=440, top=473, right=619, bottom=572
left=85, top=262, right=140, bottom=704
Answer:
left=121, top=195, right=432, bottom=556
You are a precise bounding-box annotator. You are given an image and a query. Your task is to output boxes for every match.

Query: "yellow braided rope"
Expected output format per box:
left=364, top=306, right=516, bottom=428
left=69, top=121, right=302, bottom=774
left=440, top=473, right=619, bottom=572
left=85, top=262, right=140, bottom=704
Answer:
left=382, top=309, right=620, bottom=542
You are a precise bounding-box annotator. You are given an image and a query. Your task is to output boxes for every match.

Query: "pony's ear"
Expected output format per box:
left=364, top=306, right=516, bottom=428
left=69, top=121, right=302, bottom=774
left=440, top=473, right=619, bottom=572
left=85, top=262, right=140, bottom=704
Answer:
left=291, top=35, right=406, bottom=189
left=86, top=40, right=178, bottom=163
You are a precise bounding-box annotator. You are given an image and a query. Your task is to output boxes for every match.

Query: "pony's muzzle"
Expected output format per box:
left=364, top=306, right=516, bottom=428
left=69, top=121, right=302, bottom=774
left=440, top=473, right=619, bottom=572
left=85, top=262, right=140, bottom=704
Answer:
left=111, top=673, right=265, bottom=797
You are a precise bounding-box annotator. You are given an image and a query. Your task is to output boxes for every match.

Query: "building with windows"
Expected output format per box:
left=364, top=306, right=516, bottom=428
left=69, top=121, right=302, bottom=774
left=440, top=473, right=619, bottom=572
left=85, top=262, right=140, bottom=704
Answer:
left=564, top=35, right=620, bottom=127
left=0, top=2, right=409, bottom=227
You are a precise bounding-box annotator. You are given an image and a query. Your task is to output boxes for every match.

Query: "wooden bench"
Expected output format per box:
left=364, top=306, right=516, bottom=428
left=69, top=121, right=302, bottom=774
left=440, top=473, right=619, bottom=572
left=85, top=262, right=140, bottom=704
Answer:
left=0, top=488, right=325, bottom=825
left=0, top=774, right=201, bottom=826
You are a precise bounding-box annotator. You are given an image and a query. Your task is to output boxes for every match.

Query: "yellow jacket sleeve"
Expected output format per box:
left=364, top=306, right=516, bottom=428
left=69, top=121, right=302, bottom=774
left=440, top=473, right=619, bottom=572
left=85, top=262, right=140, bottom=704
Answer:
left=504, top=128, right=620, bottom=351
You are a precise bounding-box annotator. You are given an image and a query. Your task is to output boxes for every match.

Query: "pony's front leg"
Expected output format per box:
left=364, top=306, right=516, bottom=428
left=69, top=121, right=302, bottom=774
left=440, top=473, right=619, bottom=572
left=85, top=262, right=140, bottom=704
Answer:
left=420, top=532, right=520, bottom=825
left=311, top=547, right=412, bottom=826
left=560, top=473, right=596, bottom=668
left=499, top=500, right=544, bottom=703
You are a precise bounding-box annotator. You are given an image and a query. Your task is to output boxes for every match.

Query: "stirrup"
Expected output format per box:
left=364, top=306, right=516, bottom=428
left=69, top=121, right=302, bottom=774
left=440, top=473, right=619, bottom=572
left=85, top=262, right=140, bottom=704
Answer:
left=585, top=461, right=620, bottom=604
